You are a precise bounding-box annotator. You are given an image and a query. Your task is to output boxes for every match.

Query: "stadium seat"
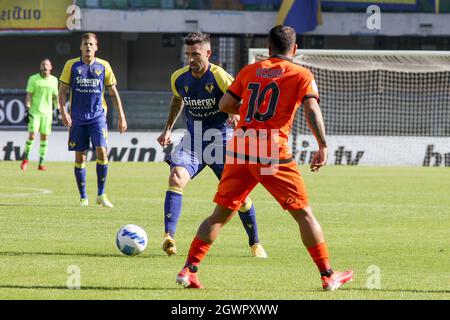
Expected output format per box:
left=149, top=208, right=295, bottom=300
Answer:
left=99, top=0, right=113, bottom=8
left=100, top=0, right=129, bottom=9
left=243, top=4, right=259, bottom=10
left=85, top=0, right=100, bottom=7
left=185, top=0, right=201, bottom=9
left=174, top=0, right=202, bottom=9
left=440, top=1, right=450, bottom=13
left=161, top=0, right=175, bottom=9
left=129, top=0, right=161, bottom=8
left=175, top=0, right=189, bottom=9
left=417, top=0, right=434, bottom=12
left=144, top=0, right=162, bottom=7
left=210, top=0, right=243, bottom=10
left=129, top=0, right=144, bottom=7
left=76, top=0, right=87, bottom=7
left=116, top=0, right=130, bottom=8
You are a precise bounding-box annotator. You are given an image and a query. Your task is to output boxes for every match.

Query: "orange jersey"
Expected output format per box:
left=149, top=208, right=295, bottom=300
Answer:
left=227, top=55, right=319, bottom=160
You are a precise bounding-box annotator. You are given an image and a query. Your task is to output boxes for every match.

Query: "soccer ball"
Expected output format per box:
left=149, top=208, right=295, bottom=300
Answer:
left=116, top=224, right=148, bottom=256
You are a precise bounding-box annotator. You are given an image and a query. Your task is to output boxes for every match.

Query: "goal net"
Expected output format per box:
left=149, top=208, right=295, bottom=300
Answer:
left=248, top=49, right=450, bottom=166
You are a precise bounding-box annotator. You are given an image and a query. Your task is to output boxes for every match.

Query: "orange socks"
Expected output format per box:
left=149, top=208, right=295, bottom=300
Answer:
left=307, top=242, right=331, bottom=273
left=186, top=236, right=211, bottom=267
left=185, top=238, right=331, bottom=275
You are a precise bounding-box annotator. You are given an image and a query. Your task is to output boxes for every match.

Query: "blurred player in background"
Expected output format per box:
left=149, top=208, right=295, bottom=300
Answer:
left=157, top=32, right=267, bottom=258
left=20, top=59, right=58, bottom=171
left=176, top=26, right=353, bottom=291
left=59, top=33, right=127, bottom=207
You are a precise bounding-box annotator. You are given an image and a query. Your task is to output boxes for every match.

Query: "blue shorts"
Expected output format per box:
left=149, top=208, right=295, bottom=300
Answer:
left=68, top=119, right=108, bottom=152
left=168, top=128, right=232, bottom=179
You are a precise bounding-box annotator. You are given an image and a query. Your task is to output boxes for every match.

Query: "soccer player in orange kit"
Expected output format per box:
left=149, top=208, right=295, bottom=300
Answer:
left=175, top=25, right=353, bottom=291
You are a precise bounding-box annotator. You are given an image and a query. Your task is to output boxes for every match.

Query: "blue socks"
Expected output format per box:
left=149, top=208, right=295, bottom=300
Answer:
left=74, top=163, right=87, bottom=199
left=96, top=159, right=108, bottom=196
left=163, top=189, right=259, bottom=246
left=75, top=159, right=108, bottom=200
left=238, top=199, right=260, bottom=246
left=164, top=188, right=183, bottom=238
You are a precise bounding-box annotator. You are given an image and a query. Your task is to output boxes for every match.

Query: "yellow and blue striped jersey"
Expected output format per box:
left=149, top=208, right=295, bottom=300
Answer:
left=59, top=57, right=117, bottom=125
left=171, top=63, right=234, bottom=132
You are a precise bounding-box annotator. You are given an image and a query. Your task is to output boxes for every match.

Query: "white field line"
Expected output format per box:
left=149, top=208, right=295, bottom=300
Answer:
left=0, top=187, right=52, bottom=197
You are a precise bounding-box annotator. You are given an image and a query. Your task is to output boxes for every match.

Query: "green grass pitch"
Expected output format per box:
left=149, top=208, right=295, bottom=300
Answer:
left=0, top=161, right=449, bottom=300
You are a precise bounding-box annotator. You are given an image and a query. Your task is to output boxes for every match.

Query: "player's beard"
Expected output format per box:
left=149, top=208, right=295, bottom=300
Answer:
left=190, top=63, right=200, bottom=73
left=190, top=61, right=207, bottom=75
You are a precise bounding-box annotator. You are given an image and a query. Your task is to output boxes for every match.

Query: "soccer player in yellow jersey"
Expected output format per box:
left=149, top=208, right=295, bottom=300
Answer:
left=59, top=33, right=127, bottom=207
left=157, top=32, right=266, bottom=258
left=20, top=59, right=58, bottom=171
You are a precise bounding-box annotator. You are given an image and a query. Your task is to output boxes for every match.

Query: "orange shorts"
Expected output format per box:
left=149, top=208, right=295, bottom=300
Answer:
left=214, top=158, right=309, bottom=211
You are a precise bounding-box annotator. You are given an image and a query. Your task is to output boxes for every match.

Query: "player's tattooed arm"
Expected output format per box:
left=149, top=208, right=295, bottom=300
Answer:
left=163, top=96, right=184, bottom=132
left=219, top=92, right=240, bottom=114
left=303, top=97, right=327, bottom=148
left=158, top=96, right=183, bottom=147
left=304, top=97, right=328, bottom=172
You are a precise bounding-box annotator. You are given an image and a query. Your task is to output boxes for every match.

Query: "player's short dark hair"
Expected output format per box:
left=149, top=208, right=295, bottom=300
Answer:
left=184, top=32, right=211, bottom=46
left=268, top=25, right=296, bottom=54
left=81, top=32, right=98, bottom=44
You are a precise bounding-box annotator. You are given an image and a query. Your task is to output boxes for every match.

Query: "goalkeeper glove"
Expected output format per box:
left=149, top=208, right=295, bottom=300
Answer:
left=24, top=108, right=30, bottom=124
